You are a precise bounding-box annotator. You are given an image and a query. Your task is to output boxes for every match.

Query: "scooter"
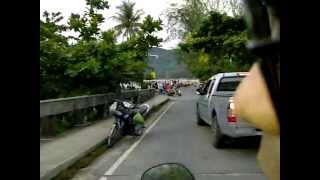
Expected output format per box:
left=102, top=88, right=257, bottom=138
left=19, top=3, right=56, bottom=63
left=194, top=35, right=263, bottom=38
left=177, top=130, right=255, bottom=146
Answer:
left=167, top=87, right=182, bottom=96
left=176, top=88, right=182, bottom=96
left=106, top=99, right=150, bottom=147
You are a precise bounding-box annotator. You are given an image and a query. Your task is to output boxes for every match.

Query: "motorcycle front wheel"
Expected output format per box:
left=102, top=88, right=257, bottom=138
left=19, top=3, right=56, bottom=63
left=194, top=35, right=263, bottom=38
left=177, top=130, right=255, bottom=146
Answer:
left=107, top=123, right=122, bottom=148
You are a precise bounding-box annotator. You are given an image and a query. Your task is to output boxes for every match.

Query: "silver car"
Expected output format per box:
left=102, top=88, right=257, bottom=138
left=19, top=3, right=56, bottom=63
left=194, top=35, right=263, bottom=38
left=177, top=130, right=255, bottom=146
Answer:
left=196, top=72, right=261, bottom=148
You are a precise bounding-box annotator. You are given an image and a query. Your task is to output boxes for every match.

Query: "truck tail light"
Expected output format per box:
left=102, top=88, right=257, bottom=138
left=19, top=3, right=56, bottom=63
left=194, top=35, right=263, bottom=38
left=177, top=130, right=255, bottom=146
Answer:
left=228, top=114, right=237, bottom=123
left=227, top=98, right=237, bottom=124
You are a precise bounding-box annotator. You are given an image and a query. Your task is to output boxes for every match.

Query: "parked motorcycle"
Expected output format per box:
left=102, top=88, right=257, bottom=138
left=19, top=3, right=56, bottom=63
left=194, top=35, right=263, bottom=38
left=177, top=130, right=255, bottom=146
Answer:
left=167, top=87, right=182, bottom=96
left=106, top=99, right=150, bottom=147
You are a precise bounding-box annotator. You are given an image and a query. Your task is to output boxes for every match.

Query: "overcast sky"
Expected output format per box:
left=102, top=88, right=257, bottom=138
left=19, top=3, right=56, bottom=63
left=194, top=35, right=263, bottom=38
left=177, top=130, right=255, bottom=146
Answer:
left=40, top=0, right=184, bottom=49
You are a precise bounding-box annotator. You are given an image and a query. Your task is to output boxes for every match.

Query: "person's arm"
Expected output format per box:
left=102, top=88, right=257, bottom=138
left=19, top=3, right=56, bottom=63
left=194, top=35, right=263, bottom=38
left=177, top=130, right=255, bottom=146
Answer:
left=234, top=64, right=279, bottom=180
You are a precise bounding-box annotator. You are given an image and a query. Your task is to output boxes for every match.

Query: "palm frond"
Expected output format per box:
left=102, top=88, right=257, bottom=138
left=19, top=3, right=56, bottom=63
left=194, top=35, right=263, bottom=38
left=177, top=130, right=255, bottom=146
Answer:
left=112, top=0, right=144, bottom=39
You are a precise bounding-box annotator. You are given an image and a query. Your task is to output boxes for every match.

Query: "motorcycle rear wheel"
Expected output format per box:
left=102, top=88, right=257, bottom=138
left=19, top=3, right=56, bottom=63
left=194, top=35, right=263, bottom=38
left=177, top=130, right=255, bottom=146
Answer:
left=133, top=125, right=145, bottom=136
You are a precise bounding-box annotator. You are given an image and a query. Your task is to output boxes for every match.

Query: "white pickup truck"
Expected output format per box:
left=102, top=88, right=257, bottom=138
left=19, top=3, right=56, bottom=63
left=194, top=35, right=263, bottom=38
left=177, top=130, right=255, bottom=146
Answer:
left=196, top=72, right=261, bottom=148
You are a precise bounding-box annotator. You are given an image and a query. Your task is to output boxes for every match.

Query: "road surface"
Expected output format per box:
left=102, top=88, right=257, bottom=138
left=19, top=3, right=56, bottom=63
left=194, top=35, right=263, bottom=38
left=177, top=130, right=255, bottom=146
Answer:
left=72, top=86, right=267, bottom=180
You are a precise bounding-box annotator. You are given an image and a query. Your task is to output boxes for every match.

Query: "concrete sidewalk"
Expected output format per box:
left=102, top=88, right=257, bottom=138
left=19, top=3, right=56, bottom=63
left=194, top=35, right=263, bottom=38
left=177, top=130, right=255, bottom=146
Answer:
left=40, top=95, right=169, bottom=180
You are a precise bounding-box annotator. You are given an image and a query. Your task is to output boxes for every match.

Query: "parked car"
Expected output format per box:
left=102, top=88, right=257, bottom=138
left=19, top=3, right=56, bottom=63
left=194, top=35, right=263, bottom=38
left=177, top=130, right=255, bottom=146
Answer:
left=195, top=72, right=261, bottom=148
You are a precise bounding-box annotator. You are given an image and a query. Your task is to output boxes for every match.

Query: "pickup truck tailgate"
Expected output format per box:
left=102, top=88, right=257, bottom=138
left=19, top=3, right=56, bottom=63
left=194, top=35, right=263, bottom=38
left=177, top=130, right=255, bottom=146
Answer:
left=237, top=117, right=260, bottom=130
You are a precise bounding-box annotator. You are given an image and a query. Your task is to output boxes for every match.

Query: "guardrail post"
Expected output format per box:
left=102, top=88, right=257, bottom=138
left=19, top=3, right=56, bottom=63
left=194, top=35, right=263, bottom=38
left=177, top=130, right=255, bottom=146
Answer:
left=103, top=104, right=109, bottom=117
left=41, top=116, right=57, bottom=137
left=74, top=109, right=90, bottom=127
left=137, top=91, right=141, bottom=104
left=95, top=104, right=107, bottom=119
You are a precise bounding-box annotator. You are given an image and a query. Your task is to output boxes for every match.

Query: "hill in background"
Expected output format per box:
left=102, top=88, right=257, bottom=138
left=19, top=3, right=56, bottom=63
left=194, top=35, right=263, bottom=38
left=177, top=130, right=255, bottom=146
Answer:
left=147, top=47, right=193, bottom=79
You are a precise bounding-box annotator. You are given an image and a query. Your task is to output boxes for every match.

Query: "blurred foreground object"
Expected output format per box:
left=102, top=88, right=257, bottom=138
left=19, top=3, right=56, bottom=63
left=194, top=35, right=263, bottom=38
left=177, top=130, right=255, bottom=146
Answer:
left=234, top=0, right=280, bottom=180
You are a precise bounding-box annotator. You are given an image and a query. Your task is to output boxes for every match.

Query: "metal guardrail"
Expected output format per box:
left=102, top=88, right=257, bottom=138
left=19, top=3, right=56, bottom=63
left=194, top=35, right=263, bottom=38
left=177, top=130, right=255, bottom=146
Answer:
left=40, top=89, right=155, bottom=136
left=40, top=89, right=155, bottom=118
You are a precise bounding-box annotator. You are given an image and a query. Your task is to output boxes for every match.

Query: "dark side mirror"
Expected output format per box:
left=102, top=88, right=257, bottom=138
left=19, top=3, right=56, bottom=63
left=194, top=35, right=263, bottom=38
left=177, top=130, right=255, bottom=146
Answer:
left=141, top=163, right=195, bottom=180
left=196, top=88, right=201, bottom=95
left=196, top=88, right=206, bottom=95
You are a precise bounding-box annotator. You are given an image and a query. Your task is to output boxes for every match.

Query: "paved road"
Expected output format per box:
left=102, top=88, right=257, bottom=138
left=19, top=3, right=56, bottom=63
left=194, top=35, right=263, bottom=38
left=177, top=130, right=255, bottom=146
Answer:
left=73, top=86, right=267, bottom=180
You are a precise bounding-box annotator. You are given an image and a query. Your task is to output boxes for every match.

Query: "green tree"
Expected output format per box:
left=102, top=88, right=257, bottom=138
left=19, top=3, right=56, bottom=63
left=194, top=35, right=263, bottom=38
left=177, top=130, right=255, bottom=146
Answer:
left=40, top=0, right=163, bottom=99
left=68, top=0, right=109, bottom=41
left=40, top=11, right=70, bottom=99
left=117, top=15, right=163, bottom=83
left=112, top=0, right=144, bottom=40
left=164, top=0, right=206, bottom=40
left=64, top=0, right=115, bottom=95
left=177, top=11, right=254, bottom=80
left=198, top=0, right=245, bottom=17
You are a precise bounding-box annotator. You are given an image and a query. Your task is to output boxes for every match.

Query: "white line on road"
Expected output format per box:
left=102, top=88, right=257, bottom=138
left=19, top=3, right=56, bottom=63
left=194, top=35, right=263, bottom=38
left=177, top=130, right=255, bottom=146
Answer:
left=99, top=102, right=176, bottom=180
left=99, top=177, right=107, bottom=180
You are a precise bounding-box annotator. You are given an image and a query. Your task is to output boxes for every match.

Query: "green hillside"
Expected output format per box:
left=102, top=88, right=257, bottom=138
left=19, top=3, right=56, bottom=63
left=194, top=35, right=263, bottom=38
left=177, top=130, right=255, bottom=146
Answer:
left=147, top=47, right=193, bottom=79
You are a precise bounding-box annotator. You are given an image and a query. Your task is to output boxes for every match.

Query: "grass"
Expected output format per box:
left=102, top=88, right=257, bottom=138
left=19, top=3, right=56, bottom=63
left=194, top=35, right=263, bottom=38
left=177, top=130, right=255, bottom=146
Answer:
left=52, top=144, right=107, bottom=180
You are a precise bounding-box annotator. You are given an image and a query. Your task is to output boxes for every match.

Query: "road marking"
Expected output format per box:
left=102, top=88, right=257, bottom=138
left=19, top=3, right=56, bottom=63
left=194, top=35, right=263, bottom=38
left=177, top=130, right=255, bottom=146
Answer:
left=99, top=177, right=107, bottom=180
left=99, top=102, right=175, bottom=180
left=198, top=172, right=265, bottom=176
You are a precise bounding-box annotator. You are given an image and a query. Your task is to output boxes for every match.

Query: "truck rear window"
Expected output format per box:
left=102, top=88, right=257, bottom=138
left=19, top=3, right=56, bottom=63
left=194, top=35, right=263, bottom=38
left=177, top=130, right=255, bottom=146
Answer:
left=217, top=77, right=244, bottom=91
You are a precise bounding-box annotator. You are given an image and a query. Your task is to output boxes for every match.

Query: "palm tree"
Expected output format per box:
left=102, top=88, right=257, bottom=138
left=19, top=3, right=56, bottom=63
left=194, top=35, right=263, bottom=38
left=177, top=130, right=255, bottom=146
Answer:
left=112, top=0, right=144, bottom=40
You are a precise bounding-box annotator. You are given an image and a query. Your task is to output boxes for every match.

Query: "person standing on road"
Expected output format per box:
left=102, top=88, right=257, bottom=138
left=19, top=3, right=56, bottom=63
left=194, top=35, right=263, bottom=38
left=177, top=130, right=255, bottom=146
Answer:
left=164, top=82, right=168, bottom=94
left=166, top=82, right=172, bottom=93
left=158, top=82, right=164, bottom=95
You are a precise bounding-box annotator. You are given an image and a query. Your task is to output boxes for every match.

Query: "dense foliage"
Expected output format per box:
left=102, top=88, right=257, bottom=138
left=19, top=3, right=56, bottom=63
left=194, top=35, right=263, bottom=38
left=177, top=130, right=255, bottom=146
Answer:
left=164, top=0, right=253, bottom=80
left=40, top=0, right=162, bottom=99
left=178, top=11, right=254, bottom=80
left=163, top=0, right=244, bottom=40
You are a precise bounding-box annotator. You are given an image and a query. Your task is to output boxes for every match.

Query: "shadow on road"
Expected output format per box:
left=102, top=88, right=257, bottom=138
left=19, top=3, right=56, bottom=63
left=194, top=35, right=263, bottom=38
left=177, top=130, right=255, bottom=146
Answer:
left=225, top=136, right=261, bottom=149
left=198, top=123, right=261, bottom=149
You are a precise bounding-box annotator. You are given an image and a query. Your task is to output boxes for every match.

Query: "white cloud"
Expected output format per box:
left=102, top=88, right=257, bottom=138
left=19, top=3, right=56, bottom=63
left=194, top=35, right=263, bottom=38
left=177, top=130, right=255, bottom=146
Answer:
left=40, top=0, right=183, bottom=49
left=40, top=0, right=87, bottom=22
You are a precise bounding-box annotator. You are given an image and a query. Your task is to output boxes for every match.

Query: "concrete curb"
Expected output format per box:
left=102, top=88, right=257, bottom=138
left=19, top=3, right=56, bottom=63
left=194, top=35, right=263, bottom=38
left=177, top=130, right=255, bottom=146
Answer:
left=41, top=140, right=106, bottom=180
left=149, top=97, right=170, bottom=111
left=41, top=96, right=169, bottom=180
